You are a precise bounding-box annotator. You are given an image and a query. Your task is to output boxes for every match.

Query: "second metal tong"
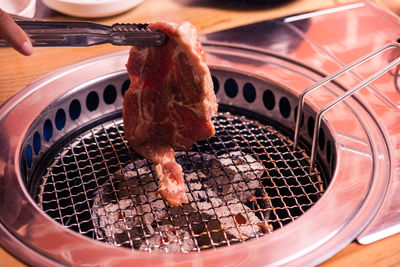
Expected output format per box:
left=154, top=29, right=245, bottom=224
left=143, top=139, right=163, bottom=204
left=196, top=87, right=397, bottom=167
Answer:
left=0, top=18, right=168, bottom=47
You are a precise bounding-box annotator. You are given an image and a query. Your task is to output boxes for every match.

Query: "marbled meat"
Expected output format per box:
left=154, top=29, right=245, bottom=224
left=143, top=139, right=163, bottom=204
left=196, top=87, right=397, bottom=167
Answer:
left=123, top=22, right=218, bottom=206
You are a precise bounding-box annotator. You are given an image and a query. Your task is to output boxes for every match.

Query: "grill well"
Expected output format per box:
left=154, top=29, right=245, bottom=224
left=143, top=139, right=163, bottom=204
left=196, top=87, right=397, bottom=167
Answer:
left=1, top=9, right=393, bottom=263
left=35, top=112, right=324, bottom=252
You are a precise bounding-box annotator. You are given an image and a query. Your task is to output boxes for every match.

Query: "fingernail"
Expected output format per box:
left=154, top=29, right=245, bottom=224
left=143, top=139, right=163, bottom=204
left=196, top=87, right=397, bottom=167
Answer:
left=21, top=41, right=33, bottom=56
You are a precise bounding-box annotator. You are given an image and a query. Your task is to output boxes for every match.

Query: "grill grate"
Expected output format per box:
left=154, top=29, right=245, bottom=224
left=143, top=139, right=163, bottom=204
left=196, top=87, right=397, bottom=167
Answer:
left=36, top=112, right=324, bottom=252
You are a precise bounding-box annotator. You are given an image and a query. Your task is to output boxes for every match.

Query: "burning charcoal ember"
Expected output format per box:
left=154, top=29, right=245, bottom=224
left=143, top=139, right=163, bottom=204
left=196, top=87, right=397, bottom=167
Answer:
left=93, top=198, right=136, bottom=241
left=91, top=151, right=272, bottom=252
left=257, top=223, right=274, bottom=234
left=218, top=202, right=262, bottom=240
left=234, top=213, right=247, bottom=225
left=196, top=219, right=230, bottom=248
left=139, top=224, right=197, bottom=252
left=245, top=188, right=271, bottom=221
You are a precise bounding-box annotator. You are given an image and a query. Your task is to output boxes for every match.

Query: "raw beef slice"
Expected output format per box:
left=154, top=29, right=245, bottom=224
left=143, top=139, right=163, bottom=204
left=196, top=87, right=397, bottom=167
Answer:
left=123, top=22, right=218, bottom=206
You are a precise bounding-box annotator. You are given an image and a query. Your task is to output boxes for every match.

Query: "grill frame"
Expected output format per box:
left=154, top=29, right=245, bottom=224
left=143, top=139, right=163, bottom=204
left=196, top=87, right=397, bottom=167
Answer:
left=0, top=43, right=390, bottom=266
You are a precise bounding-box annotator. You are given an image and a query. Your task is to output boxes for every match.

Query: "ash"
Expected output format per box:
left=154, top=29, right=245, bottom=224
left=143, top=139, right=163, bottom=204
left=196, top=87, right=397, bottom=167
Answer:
left=91, top=151, right=271, bottom=252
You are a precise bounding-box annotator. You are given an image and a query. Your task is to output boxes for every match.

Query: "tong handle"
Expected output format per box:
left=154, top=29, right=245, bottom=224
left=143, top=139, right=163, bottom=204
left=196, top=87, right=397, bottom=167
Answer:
left=0, top=20, right=167, bottom=47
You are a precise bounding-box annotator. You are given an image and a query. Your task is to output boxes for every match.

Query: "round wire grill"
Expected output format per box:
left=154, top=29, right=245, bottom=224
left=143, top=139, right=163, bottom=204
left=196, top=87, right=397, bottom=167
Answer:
left=35, top=112, right=324, bottom=252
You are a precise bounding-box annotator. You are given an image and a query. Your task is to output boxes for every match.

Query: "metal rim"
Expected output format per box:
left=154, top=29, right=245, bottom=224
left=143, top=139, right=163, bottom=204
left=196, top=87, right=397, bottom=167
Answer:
left=0, top=45, right=390, bottom=266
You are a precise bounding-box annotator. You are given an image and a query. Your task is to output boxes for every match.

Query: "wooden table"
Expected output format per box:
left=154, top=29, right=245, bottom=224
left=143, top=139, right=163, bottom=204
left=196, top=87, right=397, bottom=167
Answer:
left=2, top=0, right=400, bottom=266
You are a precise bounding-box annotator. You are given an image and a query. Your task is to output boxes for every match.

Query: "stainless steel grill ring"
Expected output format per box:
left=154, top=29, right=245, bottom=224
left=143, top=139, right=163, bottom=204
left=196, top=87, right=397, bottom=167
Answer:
left=0, top=43, right=390, bottom=266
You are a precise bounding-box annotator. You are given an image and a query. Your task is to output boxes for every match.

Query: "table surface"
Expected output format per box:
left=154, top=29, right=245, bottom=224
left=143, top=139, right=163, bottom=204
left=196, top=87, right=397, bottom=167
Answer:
left=2, top=0, right=400, bottom=266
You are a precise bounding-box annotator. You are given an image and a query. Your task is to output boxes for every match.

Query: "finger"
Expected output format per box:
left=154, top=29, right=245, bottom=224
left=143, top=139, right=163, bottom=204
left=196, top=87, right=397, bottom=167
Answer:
left=0, top=9, right=33, bottom=56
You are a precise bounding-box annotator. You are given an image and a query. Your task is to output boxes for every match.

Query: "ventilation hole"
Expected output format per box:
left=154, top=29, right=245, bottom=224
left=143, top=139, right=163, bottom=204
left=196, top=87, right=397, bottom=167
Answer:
left=307, top=116, right=315, bottom=138
left=26, top=145, right=32, bottom=168
left=33, top=132, right=40, bottom=155
left=43, top=119, right=53, bottom=142
left=331, top=151, right=336, bottom=176
left=55, top=109, right=66, bottom=130
left=243, top=82, right=256, bottom=103
left=122, top=79, right=131, bottom=96
left=319, top=128, right=325, bottom=151
left=263, top=90, right=275, bottom=110
left=22, top=158, right=27, bottom=181
left=279, top=97, right=291, bottom=118
left=326, top=140, right=332, bottom=164
left=294, top=106, right=304, bottom=127
left=212, top=76, right=219, bottom=94
left=104, top=84, right=117, bottom=104
left=69, top=99, right=81, bottom=121
left=86, top=91, right=99, bottom=112
left=224, top=78, right=238, bottom=98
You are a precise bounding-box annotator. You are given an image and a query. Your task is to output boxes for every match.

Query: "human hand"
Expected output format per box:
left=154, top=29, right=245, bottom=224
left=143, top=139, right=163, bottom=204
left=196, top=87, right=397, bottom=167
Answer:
left=0, top=9, right=33, bottom=56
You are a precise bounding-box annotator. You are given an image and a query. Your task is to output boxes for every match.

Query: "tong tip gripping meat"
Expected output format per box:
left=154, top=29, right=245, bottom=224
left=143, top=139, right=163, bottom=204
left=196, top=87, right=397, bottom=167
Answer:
left=111, top=23, right=168, bottom=46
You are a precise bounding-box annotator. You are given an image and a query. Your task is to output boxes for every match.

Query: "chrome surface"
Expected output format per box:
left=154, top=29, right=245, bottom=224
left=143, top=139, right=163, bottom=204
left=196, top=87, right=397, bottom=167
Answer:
left=293, top=42, right=400, bottom=169
left=0, top=45, right=388, bottom=267
left=204, top=0, right=400, bottom=246
left=0, top=1, right=399, bottom=266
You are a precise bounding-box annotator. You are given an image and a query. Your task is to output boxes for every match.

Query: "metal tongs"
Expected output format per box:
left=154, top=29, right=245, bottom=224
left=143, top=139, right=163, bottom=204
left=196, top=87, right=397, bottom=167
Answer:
left=0, top=15, right=167, bottom=47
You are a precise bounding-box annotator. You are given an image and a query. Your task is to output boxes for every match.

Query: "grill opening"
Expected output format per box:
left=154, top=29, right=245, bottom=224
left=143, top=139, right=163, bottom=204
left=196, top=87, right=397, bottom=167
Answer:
left=32, top=109, right=325, bottom=253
